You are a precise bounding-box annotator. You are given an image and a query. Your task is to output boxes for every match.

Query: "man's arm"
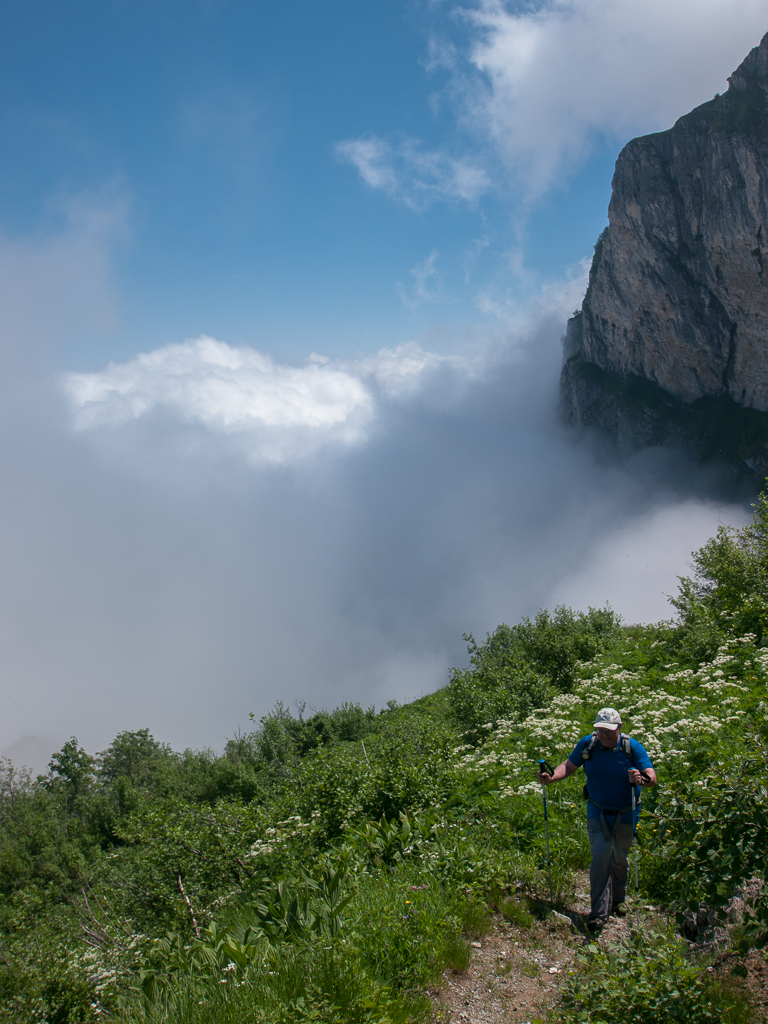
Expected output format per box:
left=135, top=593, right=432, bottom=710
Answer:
left=537, top=759, right=578, bottom=785
left=628, top=767, right=657, bottom=787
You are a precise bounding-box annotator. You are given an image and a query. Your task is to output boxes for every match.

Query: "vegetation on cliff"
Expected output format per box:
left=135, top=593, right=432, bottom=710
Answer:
left=2, top=494, right=768, bottom=1022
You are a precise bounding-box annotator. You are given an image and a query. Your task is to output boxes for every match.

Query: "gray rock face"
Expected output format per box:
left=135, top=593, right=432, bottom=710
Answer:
left=561, top=34, right=768, bottom=479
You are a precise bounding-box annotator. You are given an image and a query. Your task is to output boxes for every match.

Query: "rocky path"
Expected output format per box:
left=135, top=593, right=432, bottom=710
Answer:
left=428, top=876, right=767, bottom=1024
left=430, top=878, right=619, bottom=1024
left=431, top=910, right=577, bottom=1024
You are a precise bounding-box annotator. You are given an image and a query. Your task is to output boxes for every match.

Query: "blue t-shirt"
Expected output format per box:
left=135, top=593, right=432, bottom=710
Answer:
left=568, top=735, right=653, bottom=824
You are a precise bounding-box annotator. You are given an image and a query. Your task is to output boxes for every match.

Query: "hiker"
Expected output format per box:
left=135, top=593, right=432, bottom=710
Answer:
left=536, top=707, right=656, bottom=931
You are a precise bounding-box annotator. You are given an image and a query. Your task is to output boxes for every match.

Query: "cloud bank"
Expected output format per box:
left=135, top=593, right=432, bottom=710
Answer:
left=0, top=209, right=749, bottom=776
left=4, top=8, right=765, bottom=769
left=458, top=0, right=768, bottom=195
left=64, top=338, right=465, bottom=464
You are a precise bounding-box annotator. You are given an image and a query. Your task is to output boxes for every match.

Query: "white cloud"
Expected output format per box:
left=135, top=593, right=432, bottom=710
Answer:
left=452, top=0, right=768, bottom=197
left=66, top=337, right=371, bottom=433
left=0, top=186, right=125, bottom=364
left=335, top=133, right=491, bottom=209
left=397, top=250, right=446, bottom=308
left=64, top=336, right=465, bottom=463
left=0, top=211, right=750, bottom=762
left=475, top=254, right=590, bottom=333
left=349, top=339, right=460, bottom=395
left=62, top=264, right=593, bottom=466
left=549, top=500, right=752, bottom=623
left=343, top=1, right=768, bottom=208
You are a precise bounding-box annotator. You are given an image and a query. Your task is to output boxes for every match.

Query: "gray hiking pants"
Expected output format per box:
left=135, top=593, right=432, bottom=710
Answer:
left=587, top=818, right=634, bottom=920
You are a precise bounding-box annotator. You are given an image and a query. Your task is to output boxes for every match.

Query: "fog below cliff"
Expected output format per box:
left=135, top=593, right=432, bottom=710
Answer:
left=0, top=230, right=752, bottom=775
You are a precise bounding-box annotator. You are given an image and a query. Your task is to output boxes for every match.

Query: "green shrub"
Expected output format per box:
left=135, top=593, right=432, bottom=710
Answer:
left=119, top=943, right=406, bottom=1024
left=447, top=606, right=621, bottom=737
left=555, top=925, right=750, bottom=1024
left=647, top=750, right=768, bottom=934
left=671, top=486, right=768, bottom=649
left=352, top=867, right=463, bottom=992
left=448, top=662, right=552, bottom=738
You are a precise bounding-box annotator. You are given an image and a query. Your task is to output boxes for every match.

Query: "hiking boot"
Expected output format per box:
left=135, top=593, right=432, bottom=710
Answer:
left=586, top=916, right=605, bottom=933
left=611, top=902, right=628, bottom=918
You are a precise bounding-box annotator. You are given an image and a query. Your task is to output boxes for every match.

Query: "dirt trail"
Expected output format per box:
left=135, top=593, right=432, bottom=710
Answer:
left=429, top=875, right=767, bottom=1023
left=431, top=911, right=576, bottom=1023
left=431, top=877, right=625, bottom=1024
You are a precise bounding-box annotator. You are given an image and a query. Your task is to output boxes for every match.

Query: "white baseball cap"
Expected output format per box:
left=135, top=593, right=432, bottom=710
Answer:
left=593, top=707, right=621, bottom=729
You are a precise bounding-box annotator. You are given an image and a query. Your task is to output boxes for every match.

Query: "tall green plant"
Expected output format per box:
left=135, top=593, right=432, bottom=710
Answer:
left=672, top=485, right=768, bottom=657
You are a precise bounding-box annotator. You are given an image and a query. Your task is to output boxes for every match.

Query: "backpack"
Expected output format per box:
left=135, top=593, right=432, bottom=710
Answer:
left=580, top=732, right=636, bottom=801
left=581, top=731, right=635, bottom=762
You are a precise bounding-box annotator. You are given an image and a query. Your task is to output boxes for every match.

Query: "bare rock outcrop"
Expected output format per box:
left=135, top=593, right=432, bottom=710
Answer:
left=561, top=33, right=768, bottom=479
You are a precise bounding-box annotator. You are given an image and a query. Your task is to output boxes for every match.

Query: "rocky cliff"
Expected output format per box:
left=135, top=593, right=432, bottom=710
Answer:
left=561, top=33, right=768, bottom=480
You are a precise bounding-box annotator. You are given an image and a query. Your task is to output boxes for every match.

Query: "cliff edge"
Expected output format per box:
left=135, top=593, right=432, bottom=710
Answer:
left=561, top=33, right=768, bottom=480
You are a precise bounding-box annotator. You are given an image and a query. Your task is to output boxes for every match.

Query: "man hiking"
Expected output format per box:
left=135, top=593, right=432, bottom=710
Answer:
left=536, top=707, right=657, bottom=931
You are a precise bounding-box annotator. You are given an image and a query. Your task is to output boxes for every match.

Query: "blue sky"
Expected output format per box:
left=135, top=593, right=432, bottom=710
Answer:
left=3, top=0, right=488, bottom=362
left=0, top=0, right=664, bottom=366
left=0, top=0, right=766, bottom=764
left=3, top=1, right=764, bottom=366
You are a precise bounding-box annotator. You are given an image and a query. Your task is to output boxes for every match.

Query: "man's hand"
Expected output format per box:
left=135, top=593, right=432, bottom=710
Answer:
left=536, top=759, right=578, bottom=786
left=628, top=768, right=655, bottom=786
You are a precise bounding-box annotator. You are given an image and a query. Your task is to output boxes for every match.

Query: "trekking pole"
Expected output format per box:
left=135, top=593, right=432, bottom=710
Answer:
left=631, top=779, right=640, bottom=927
left=537, top=759, right=555, bottom=904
